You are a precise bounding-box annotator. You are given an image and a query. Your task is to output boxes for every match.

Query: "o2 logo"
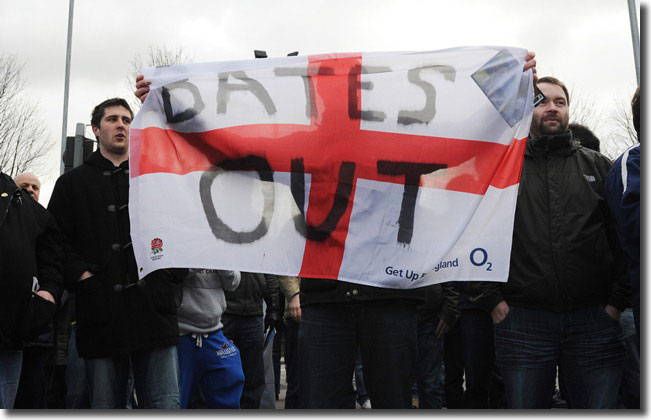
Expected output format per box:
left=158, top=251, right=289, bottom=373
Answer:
left=470, top=248, right=492, bottom=271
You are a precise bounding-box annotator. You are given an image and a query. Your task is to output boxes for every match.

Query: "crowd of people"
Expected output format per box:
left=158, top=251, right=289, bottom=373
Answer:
left=0, top=51, right=640, bottom=410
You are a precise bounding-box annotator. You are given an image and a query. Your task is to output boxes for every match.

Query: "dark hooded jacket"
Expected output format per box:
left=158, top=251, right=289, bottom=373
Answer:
left=0, top=173, right=64, bottom=350
left=471, top=132, right=630, bottom=313
left=48, top=151, right=184, bottom=359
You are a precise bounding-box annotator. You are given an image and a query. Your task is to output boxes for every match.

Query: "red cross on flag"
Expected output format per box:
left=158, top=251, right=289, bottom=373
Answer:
left=129, top=46, right=534, bottom=288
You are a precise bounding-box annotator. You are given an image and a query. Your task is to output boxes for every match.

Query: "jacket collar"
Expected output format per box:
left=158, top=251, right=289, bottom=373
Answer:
left=84, top=150, right=129, bottom=171
left=525, top=131, right=579, bottom=157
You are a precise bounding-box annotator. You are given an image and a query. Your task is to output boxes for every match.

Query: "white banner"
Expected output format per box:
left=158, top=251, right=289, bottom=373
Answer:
left=129, top=46, right=534, bottom=288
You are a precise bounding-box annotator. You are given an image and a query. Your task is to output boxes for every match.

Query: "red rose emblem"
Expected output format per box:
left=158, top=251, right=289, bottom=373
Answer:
left=151, top=238, right=164, bottom=255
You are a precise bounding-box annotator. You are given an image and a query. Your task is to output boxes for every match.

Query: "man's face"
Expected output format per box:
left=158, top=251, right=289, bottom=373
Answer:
left=531, top=82, right=569, bottom=138
left=92, top=106, right=132, bottom=156
left=14, top=172, right=41, bottom=202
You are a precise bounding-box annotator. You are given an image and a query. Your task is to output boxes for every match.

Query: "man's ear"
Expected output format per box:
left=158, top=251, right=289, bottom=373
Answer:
left=92, top=125, right=100, bottom=138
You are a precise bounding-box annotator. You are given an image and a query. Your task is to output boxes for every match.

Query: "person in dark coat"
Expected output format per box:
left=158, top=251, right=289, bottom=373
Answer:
left=0, top=172, right=64, bottom=409
left=222, top=272, right=280, bottom=409
left=48, top=98, right=185, bottom=409
left=472, top=77, right=629, bottom=409
left=12, top=172, right=60, bottom=409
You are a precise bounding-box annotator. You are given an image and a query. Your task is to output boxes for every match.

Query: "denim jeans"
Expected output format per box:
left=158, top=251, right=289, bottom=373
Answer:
left=0, top=350, right=23, bottom=409
left=443, top=308, right=497, bottom=408
left=353, top=347, right=369, bottom=406
left=617, top=308, right=640, bottom=408
left=494, top=305, right=625, bottom=409
left=416, top=316, right=444, bottom=408
left=283, top=318, right=300, bottom=409
left=298, top=302, right=418, bottom=409
left=85, top=344, right=180, bottom=408
left=221, top=314, right=264, bottom=409
left=65, top=325, right=90, bottom=408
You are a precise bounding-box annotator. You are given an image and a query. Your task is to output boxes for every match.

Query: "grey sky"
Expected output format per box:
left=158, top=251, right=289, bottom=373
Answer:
left=0, top=0, right=642, bottom=204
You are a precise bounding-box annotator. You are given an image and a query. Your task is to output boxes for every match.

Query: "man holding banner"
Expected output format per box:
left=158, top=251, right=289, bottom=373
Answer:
left=48, top=98, right=184, bottom=408
left=471, top=77, right=629, bottom=409
left=133, top=47, right=537, bottom=408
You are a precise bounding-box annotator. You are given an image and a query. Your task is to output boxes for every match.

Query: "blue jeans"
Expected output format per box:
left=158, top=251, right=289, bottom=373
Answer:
left=617, top=308, right=640, bottom=408
left=85, top=345, right=180, bottom=408
left=298, top=302, right=418, bottom=409
left=65, top=325, right=90, bottom=408
left=494, top=305, right=625, bottom=408
left=0, top=350, right=23, bottom=409
left=221, top=314, right=264, bottom=409
left=416, top=316, right=444, bottom=408
left=177, top=329, right=244, bottom=408
left=353, top=348, right=369, bottom=405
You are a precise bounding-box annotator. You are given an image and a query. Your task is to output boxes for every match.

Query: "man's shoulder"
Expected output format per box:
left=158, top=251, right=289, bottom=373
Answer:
left=572, top=145, right=613, bottom=176
left=54, top=161, right=100, bottom=188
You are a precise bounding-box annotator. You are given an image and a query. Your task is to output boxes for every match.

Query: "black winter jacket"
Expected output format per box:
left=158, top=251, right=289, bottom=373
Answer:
left=471, top=132, right=630, bottom=313
left=224, top=273, right=280, bottom=321
left=48, top=151, right=184, bottom=358
left=0, top=173, right=64, bottom=350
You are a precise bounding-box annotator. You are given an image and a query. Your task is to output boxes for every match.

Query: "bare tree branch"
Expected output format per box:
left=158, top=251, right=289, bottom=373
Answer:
left=0, top=53, right=54, bottom=177
left=600, top=95, right=638, bottom=159
left=568, top=87, right=604, bottom=134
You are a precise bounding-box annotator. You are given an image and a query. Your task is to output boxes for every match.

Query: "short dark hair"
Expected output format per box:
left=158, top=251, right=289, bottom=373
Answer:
left=91, top=98, right=133, bottom=129
left=632, top=87, right=640, bottom=139
left=537, top=76, right=570, bottom=105
left=569, top=122, right=600, bottom=152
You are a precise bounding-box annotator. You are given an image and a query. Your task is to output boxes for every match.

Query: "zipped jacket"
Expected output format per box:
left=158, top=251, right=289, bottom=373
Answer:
left=471, top=132, right=630, bottom=313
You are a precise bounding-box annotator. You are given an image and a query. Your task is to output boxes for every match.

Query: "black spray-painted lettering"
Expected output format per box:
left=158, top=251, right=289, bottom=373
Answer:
left=348, top=65, right=390, bottom=122
left=162, top=79, right=206, bottom=123
left=376, top=161, right=447, bottom=244
left=273, top=66, right=334, bottom=118
left=397, top=65, right=455, bottom=125
left=200, top=156, right=275, bottom=244
left=290, top=158, right=356, bottom=242
left=217, top=71, right=277, bottom=115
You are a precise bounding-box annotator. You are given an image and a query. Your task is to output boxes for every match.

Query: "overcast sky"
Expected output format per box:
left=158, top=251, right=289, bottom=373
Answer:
left=0, top=0, right=643, bottom=205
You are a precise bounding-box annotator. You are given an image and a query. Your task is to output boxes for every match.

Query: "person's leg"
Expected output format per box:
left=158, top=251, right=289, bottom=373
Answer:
left=84, top=354, right=129, bottom=408
left=272, top=321, right=283, bottom=399
left=358, top=301, right=418, bottom=409
left=177, top=335, right=199, bottom=409
left=493, top=306, right=559, bottom=408
left=223, top=315, right=264, bottom=409
left=617, top=308, right=640, bottom=408
left=14, top=346, right=49, bottom=408
left=461, top=309, right=494, bottom=408
left=199, top=329, right=245, bottom=409
left=0, top=350, right=23, bottom=409
left=131, top=344, right=180, bottom=409
left=283, top=318, right=300, bottom=409
left=560, top=305, right=625, bottom=409
left=442, top=316, right=464, bottom=409
left=353, top=347, right=370, bottom=407
left=415, top=316, right=444, bottom=409
left=65, top=325, right=90, bottom=408
left=298, top=304, right=357, bottom=408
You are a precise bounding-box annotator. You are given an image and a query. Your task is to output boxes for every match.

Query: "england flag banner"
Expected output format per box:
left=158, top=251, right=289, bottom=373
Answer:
left=129, top=46, right=534, bottom=288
